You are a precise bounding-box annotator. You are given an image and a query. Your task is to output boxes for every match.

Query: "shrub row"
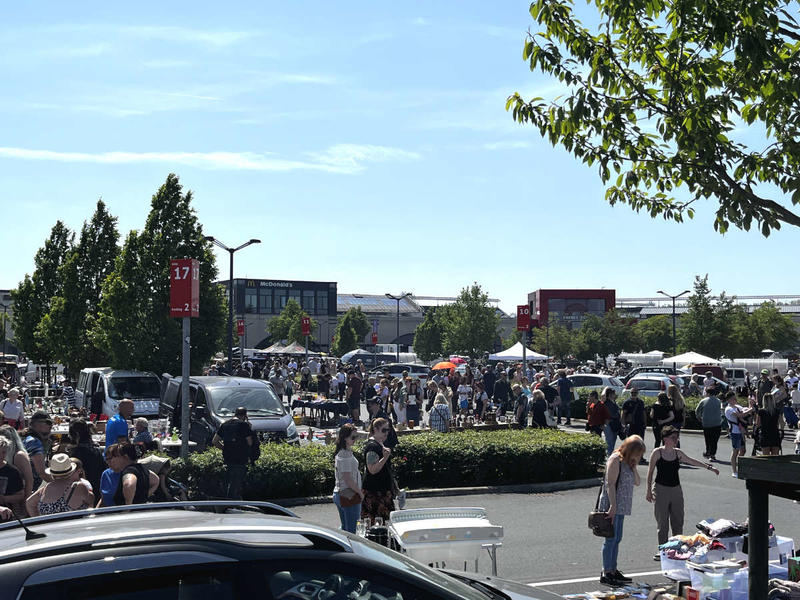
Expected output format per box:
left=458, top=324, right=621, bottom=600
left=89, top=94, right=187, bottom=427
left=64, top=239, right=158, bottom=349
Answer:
left=171, top=428, right=605, bottom=501
left=569, top=388, right=705, bottom=429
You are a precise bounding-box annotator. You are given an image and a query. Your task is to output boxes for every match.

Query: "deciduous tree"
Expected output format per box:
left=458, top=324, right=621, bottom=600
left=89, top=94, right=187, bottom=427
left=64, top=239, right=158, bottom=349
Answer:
left=414, top=309, right=444, bottom=362
left=268, top=299, right=317, bottom=345
left=440, top=284, right=500, bottom=357
left=91, top=174, right=226, bottom=374
left=508, top=0, right=800, bottom=235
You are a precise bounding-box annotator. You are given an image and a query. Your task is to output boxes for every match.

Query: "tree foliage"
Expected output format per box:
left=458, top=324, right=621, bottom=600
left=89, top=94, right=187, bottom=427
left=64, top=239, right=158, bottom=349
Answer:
left=532, top=317, right=572, bottom=361
left=349, top=306, right=371, bottom=340
left=11, top=221, right=73, bottom=364
left=91, top=174, right=226, bottom=374
left=678, top=275, right=733, bottom=356
left=268, top=299, right=317, bottom=345
left=413, top=309, right=444, bottom=362
left=439, top=284, right=500, bottom=357
left=331, top=311, right=358, bottom=357
left=632, top=314, right=674, bottom=353
left=39, top=200, right=119, bottom=374
left=508, top=0, right=800, bottom=235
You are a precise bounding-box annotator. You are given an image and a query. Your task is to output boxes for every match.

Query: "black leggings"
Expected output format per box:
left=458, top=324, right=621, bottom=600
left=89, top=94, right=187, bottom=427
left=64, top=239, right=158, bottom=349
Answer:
left=703, top=425, right=722, bottom=457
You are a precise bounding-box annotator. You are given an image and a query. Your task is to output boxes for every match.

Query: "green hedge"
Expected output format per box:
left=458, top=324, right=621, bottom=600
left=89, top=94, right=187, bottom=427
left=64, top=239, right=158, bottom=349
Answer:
left=171, top=429, right=605, bottom=501
left=570, top=388, right=705, bottom=430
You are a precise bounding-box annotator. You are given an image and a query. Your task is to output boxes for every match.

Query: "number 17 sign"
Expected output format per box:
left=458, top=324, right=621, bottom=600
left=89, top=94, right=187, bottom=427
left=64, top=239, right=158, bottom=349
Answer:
left=170, top=258, right=200, bottom=318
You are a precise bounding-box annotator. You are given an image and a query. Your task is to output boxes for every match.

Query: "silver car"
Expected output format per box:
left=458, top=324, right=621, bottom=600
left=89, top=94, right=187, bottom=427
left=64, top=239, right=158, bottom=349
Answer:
left=0, top=502, right=561, bottom=600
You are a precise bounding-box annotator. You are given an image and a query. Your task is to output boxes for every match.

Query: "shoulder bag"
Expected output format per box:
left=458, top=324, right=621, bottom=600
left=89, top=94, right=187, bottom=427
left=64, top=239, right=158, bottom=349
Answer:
left=588, top=479, right=616, bottom=538
left=338, top=486, right=361, bottom=507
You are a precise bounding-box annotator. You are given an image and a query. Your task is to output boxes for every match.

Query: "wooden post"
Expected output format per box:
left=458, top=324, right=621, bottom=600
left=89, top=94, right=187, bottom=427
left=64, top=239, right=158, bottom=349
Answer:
left=747, top=479, right=769, bottom=600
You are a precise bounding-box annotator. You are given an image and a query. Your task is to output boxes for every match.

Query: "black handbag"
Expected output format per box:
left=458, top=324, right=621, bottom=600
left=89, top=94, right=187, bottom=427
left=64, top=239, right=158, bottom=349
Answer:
left=588, top=480, right=615, bottom=538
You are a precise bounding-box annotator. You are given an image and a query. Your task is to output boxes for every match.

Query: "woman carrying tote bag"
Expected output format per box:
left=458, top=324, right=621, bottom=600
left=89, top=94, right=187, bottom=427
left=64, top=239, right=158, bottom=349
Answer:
left=332, top=424, right=363, bottom=533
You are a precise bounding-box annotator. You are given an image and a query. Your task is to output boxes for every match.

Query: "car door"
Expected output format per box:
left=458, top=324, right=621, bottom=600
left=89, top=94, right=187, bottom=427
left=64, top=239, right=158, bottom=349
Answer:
left=188, top=385, right=214, bottom=449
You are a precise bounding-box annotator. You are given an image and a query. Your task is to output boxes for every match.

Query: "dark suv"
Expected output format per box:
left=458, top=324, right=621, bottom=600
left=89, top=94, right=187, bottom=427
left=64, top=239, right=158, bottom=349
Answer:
left=159, top=375, right=299, bottom=449
left=0, top=502, right=560, bottom=600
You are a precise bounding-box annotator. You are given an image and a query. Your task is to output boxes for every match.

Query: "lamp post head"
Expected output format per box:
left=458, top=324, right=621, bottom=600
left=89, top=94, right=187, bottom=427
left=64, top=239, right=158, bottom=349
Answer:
left=249, top=239, right=261, bottom=245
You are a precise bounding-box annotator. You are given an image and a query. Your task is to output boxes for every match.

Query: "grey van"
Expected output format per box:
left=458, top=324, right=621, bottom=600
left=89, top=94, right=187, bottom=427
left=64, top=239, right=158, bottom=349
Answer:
left=159, top=375, right=299, bottom=449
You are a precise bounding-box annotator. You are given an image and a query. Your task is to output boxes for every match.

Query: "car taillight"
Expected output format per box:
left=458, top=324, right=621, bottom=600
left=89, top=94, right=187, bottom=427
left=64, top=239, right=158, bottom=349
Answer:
left=625, top=381, right=631, bottom=389
left=661, top=380, right=666, bottom=390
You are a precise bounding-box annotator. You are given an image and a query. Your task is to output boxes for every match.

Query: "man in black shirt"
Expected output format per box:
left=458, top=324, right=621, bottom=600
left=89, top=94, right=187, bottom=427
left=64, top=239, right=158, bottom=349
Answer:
left=213, top=406, right=255, bottom=499
left=492, top=372, right=511, bottom=415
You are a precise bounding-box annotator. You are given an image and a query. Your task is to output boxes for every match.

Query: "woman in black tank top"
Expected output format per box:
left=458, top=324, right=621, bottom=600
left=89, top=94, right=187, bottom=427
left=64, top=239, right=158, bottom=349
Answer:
left=644, top=426, right=719, bottom=556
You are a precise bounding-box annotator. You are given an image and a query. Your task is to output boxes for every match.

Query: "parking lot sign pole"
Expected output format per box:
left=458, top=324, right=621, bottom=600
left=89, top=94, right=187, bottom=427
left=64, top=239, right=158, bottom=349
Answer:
left=170, top=258, right=200, bottom=460
left=657, top=289, right=690, bottom=373
left=517, top=305, right=530, bottom=374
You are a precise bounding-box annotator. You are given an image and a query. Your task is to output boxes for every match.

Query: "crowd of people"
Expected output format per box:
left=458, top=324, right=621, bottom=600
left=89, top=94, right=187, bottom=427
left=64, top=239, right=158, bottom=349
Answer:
left=0, top=396, right=186, bottom=523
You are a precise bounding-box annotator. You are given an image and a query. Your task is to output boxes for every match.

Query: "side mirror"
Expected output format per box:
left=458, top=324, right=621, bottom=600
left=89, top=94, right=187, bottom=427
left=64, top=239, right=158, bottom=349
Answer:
left=193, top=405, right=206, bottom=419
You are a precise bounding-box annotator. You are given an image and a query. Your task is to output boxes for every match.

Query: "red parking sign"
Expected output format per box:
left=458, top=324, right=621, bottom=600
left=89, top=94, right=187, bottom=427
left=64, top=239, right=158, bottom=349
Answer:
left=516, top=305, right=530, bottom=331
left=371, top=332, right=378, bottom=344
left=301, top=316, right=311, bottom=337
left=237, top=319, right=245, bottom=337
left=169, top=258, right=199, bottom=318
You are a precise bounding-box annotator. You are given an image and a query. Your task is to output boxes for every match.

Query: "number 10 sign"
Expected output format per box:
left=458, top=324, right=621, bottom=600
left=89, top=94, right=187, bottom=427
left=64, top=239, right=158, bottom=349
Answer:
left=170, top=258, right=200, bottom=318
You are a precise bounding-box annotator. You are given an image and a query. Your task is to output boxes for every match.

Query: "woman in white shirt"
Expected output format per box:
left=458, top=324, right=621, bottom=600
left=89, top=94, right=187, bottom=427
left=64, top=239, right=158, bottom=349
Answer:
left=332, top=423, right=363, bottom=533
left=457, top=382, right=472, bottom=416
left=0, top=388, right=24, bottom=429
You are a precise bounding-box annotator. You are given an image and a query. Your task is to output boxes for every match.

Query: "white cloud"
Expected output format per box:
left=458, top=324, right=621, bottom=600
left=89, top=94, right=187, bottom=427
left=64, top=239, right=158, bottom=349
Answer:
left=0, top=144, right=420, bottom=175
left=483, top=140, right=532, bottom=150
left=51, top=24, right=254, bottom=47
left=307, top=144, right=421, bottom=172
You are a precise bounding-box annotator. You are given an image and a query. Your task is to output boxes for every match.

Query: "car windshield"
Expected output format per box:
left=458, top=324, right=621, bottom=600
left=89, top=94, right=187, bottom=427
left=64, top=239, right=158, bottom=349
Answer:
left=207, top=384, right=284, bottom=417
left=108, top=376, right=161, bottom=400
left=348, top=536, right=490, bottom=600
left=610, top=377, right=623, bottom=387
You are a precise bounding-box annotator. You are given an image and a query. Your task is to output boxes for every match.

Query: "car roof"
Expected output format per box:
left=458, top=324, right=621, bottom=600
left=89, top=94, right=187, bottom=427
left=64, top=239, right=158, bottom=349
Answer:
left=81, top=368, right=158, bottom=377
left=174, top=376, right=270, bottom=389
left=0, top=503, right=350, bottom=564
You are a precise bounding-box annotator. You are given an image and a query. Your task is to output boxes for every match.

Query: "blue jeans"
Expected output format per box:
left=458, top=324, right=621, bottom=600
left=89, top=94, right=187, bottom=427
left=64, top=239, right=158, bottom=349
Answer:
left=558, top=398, right=571, bottom=421
left=333, top=492, right=361, bottom=534
left=604, top=423, right=617, bottom=457
left=602, top=515, right=625, bottom=572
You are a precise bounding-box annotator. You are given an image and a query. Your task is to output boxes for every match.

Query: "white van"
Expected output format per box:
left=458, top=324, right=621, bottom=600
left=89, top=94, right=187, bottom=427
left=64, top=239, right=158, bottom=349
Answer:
left=75, top=367, right=161, bottom=417
left=723, top=367, right=749, bottom=389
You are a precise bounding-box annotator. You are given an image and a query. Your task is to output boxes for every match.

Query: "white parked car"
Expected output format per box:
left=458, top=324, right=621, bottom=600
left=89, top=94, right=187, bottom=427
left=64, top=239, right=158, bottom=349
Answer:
left=620, top=374, right=673, bottom=399
left=565, top=374, right=624, bottom=398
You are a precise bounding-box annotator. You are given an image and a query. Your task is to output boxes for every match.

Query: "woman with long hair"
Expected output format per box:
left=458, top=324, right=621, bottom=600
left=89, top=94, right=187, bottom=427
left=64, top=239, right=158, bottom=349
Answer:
left=361, top=418, right=396, bottom=522
left=332, top=423, right=363, bottom=533
left=755, top=393, right=785, bottom=456
left=0, top=425, right=33, bottom=516
left=598, top=435, right=646, bottom=587
left=650, top=392, right=675, bottom=450
left=667, top=385, right=685, bottom=432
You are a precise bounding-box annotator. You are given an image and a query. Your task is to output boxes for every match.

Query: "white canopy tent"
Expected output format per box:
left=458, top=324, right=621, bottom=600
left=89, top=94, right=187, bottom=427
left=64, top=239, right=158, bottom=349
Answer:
left=489, top=342, right=549, bottom=362
left=660, top=351, right=720, bottom=365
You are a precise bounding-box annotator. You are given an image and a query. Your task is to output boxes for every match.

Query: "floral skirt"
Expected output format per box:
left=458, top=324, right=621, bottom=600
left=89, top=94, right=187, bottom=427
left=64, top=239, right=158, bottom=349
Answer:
left=361, top=490, right=395, bottom=521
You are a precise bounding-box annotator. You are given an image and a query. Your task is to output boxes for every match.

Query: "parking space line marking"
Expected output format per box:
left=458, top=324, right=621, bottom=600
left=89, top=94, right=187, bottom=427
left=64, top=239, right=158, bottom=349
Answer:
left=527, top=570, right=664, bottom=587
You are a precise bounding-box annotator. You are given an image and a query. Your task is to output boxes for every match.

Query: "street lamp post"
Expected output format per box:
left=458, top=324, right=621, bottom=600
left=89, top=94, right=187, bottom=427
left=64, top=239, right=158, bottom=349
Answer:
left=385, top=292, right=411, bottom=362
left=657, top=289, right=691, bottom=364
left=204, top=236, right=261, bottom=373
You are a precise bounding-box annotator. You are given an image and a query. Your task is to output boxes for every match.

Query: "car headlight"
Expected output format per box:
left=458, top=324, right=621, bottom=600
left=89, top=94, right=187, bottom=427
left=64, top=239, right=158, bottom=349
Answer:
left=286, top=422, right=297, bottom=438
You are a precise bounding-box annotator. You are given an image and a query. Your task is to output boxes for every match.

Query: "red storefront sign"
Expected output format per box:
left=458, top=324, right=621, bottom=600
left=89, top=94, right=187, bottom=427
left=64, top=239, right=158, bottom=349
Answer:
left=301, top=316, right=311, bottom=337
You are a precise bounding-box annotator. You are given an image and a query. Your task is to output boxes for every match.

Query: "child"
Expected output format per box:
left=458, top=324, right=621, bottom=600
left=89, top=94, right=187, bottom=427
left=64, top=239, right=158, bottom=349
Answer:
left=132, top=418, right=153, bottom=444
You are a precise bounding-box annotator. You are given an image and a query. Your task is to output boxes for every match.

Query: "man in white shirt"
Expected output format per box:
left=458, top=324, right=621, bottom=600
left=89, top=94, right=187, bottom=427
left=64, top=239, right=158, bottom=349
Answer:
left=724, top=391, right=755, bottom=478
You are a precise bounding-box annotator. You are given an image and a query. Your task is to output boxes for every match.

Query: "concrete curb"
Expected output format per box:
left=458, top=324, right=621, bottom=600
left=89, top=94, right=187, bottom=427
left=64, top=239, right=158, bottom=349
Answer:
left=276, top=477, right=601, bottom=508
left=568, top=419, right=707, bottom=436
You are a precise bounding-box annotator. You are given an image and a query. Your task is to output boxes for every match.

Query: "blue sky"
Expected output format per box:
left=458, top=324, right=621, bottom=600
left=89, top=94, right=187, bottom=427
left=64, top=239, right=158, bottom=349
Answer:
left=1, top=1, right=796, bottom=313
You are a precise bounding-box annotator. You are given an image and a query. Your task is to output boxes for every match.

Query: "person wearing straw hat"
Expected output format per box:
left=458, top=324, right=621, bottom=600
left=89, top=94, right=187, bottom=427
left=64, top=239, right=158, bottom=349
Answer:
left=25, top=453, right=94, bottom=516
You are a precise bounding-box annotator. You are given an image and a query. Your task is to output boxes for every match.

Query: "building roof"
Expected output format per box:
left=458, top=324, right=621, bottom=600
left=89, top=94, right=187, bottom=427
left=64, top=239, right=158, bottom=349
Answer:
left=336, top=293, right=422, bottom=315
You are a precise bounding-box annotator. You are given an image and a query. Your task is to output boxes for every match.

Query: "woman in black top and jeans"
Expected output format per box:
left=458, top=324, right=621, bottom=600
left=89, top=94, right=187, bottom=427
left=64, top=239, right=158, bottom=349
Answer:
left=645, top=426, right=718, bottom=559
left=361, top=417, right=395, bottom=522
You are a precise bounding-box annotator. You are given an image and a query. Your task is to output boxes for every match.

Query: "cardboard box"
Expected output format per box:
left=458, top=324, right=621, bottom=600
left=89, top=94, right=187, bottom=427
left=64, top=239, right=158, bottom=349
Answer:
left=789, top=556, right=800, bottom=582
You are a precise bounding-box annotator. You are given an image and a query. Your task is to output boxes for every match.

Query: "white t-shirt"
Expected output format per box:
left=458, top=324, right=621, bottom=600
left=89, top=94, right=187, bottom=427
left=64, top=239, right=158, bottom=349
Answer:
left=336, top=372, right=346, bottom=384
left=457, top=384, right=471, bottom=401
left=725, top=404, right=743, bottom=434
left=0, top=398, right=23, bottom=421
left=333, top=449, right=361, bottom=493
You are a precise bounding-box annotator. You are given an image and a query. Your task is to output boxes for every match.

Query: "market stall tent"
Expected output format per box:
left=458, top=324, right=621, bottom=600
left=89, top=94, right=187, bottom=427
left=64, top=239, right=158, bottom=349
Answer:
left=660, top=351, right=720, bottom=365
left=489, top=342, right=549, bottom=362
